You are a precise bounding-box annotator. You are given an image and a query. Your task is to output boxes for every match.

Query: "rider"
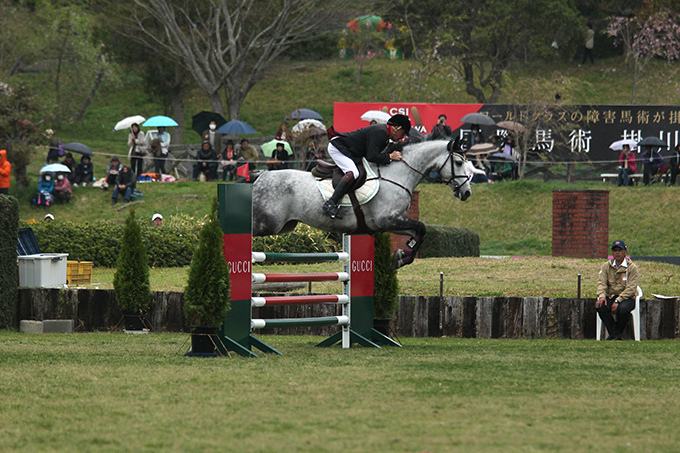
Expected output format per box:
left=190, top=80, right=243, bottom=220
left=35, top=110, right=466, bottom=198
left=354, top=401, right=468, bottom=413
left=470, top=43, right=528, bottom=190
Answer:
left=323, top=114, right=411, bottom=219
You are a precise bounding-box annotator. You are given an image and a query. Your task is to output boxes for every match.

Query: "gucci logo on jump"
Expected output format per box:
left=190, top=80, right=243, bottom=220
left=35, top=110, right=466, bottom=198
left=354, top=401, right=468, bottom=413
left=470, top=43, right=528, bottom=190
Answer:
left=228, top=260, right=251, bottom=274
left=351, top=260, right=373, bottom=272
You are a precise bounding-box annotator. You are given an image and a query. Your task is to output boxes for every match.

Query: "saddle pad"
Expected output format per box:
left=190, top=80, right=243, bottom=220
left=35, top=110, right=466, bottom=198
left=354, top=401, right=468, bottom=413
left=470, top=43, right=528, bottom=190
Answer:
left=316, top=158, right=379, bottom=206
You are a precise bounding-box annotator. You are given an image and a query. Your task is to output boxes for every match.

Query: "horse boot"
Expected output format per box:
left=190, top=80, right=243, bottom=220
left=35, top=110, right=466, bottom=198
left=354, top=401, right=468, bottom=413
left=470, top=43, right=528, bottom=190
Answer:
left=322, top=172, right=355, bottom=220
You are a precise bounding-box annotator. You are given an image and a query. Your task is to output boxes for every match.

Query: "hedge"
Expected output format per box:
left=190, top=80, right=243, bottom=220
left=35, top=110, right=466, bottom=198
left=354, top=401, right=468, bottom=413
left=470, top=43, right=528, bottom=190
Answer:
left=23, top=218, right=340, bottom=268
left=418, top=224, right=480, bottom=258
left=0, top=195, right=19, bottom=328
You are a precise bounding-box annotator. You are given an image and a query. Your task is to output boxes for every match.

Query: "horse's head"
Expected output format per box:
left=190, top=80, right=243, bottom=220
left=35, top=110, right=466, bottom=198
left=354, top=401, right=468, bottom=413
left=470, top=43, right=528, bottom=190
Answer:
left=437, top=149, right=471, bottom=201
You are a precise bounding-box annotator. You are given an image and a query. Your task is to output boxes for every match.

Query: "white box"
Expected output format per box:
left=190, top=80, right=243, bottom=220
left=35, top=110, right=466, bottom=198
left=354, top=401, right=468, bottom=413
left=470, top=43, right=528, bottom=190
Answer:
left=17, top=253, right=69, bottom=288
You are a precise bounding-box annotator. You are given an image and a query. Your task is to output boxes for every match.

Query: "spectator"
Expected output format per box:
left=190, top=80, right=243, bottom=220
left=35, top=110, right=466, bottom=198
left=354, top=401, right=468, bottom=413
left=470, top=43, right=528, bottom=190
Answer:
left=106, top=156, right=122, bottom=188
left=220, top=140, right=239, bottom=181
left=73, top=155, right=94, bottom=187
left=617, top=144, right=637, bottom=186
left=579, top=23, right=595, bottom=67
left=429, top=114, right=452, bottom=140
left=44, top=213, right=54, bottom=221
left=45, top=129, right=63, bottom=163
left=201, top=120, right=224, bottom=155
left=152, top=213, right=163, bottom=226
left=111, top=166, right=136, bottom=205
left=193, top=140, right=218, bottom=181
left=61, top=153, right=76, bottom=182
left=267, top=142, right=289, bottom=171
left=128, top=123, right=146, bottom=178
left=148, top=126, right=171, bottom=176
left=467, top=124, right=485, bottom=148
left=641, top=145, right=664, bottom=185
left=53, top=174, right=72, bottom=203
left=239, top=138, right=259, bottom=171
left=595, top=240, right=639, bottom=340
left=0, top=149, right=11, bottom=195
left=36, top=173, right=55, bottom=207
left=275, top=121, right=290, bottom=142
left=669, top=143, right=680, bottom=186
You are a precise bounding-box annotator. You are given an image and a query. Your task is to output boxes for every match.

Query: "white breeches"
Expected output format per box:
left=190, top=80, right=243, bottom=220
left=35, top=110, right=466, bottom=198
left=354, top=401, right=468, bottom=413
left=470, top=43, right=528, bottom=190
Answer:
left=328, top=142, right=360, bottom=178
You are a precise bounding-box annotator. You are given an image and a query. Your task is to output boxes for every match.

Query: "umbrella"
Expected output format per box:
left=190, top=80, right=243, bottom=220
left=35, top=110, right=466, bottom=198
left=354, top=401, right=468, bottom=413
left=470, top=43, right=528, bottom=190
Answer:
left=360, top=110, right=391, bottom=124
left=113, top=115, right=146, bottom=132
left=285, top=108, right=323, bottom=121
left=40, top=163, right=71, bottom=174
left=261, top=139, right=292, bottom=157
left=291, top=119, right=327, bottom=137
left=216, top=120, right=257, bottom=135
left=638, top=136, right=667, bottom=148
left=62, top=142, right=93, bottom=156
left=609, top=139, right=638, bottom=151
left=497, top=121, right=526, bottom=132
left=467, top=143, right=496, bottom=155
left=490, top=152, right=518, bottom=163
left=191, top=111, right=227, bottom=137
left=460, top=112, right=496, bottom=126
left=142, top=115, right=178, bottom=127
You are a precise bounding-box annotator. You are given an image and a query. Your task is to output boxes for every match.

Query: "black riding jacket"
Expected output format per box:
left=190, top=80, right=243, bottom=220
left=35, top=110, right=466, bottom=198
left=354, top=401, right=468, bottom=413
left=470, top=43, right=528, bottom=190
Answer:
left=331, top=124, right=391, bottom=165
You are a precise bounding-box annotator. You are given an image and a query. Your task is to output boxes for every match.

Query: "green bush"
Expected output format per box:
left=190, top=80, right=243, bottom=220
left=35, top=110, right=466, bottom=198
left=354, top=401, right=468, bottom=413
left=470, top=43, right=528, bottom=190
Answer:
left=0, top=195, right=19, bottom=329
left=373, top=232, right=399, bottom=319
left=113, top=209, right=151, bottom=313
left=184, top=198, right=230, bottom=328
left=418, top=225, right=480, bottom=258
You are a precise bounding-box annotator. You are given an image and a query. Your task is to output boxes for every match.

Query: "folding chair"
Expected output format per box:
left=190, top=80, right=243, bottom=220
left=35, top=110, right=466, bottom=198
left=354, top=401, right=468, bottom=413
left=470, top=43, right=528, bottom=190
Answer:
left=596, top=286, right=642, bottom=341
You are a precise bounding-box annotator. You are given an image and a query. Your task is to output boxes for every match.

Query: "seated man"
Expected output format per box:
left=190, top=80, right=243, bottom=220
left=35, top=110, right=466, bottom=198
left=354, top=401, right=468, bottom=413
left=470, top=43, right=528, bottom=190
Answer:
left=111, top=166, right=136, bottom=205
left=73, top=155, right=94, bottom=187
left=641, top=145, right=664, bottom=185
left=193, top=139, right=218, bottom=181
left=595, top=240, right=640, bottom=340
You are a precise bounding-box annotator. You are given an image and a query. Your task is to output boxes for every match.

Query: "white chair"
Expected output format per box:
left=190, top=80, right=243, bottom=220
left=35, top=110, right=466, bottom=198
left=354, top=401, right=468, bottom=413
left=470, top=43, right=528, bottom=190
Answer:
left=596, top=286, right=642, bottom=341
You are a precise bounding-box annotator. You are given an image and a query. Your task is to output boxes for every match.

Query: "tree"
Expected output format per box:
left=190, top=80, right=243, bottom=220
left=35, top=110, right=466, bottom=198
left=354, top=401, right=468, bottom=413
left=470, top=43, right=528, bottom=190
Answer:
left=382, top=0, right=583, bottom=103
left=122, top=0, right=347, bottom=120
left=113, top=208, right=152, bottom=315
left=608, top=8, right=680, bottom=102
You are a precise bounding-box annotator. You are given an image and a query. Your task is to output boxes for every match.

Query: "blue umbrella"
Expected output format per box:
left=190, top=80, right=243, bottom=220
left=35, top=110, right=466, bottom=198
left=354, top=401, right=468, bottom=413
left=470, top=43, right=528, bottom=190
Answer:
left=142, top=115, right=179, bottom=127
left=216, top=120, right=257, bottom=135
left=285, top=108, right=323, bottom=121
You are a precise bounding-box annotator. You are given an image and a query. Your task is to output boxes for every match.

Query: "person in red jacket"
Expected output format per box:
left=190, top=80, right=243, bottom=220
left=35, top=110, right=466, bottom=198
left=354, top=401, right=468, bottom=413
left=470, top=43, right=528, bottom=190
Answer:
left=0, top=149, right=11, bottom=195
left=617, top=144, right=637, bottom=186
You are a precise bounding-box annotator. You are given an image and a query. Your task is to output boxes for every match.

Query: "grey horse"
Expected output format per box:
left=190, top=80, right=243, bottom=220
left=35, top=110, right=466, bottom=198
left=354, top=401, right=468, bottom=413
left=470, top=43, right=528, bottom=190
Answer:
left=252, top=140, right=471, bottom=269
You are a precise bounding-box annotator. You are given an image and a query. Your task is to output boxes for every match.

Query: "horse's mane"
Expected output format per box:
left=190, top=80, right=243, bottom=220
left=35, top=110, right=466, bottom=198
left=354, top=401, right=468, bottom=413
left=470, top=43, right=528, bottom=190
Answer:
left=400, top=139, right=449, bottom=157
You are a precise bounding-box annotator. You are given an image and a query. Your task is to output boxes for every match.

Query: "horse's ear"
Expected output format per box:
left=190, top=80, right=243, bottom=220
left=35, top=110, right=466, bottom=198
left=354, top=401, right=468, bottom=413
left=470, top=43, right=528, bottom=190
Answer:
left=447, top=137, right=461, bottom=152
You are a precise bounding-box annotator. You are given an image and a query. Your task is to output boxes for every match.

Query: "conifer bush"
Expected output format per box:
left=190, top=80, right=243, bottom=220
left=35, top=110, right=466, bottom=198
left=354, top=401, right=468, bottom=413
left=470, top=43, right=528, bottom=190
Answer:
left=183, top=197, right=230, bottom=328
left=113, top=208, right=151, bottom=314
left=373, top=232, right=399, bottom=319
left=0, top=195, right=19, bottom=328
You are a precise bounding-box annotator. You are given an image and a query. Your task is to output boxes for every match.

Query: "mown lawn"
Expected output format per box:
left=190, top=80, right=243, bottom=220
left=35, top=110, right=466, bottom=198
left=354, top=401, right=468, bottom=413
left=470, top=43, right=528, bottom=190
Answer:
left=0, top=332, right=678, bottom=452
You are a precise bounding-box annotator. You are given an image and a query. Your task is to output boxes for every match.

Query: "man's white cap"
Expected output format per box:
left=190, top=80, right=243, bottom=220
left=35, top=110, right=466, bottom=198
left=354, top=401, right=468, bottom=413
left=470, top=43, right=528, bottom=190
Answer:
left=152, top=213, right=163, bottom=221
left=44, top=214, right=54, bottom=221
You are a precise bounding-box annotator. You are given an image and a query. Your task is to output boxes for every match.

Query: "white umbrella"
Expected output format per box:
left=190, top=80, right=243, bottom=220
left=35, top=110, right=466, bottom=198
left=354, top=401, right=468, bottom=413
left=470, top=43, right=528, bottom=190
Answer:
left=609, top=139, right=638, bottom=151
left=292, top=119, right=327, bottom=136
left=113, top=115, right=146, bottom=132
left=40, top=163, right=71, bottom=174
left=360, top=110, right=391, bottom=124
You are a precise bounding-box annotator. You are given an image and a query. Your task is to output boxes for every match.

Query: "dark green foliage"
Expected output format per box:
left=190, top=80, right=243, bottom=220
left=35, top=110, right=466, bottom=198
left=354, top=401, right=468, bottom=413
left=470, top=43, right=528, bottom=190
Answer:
left=0, top=195, right=19, bottom=328
left=373, top=232, right=399, bottom=319
left=183, top=197, right=230, bottom=328
left=418, top=225, right=480, bottom=258
left=113, top=209, right=151, bottom=313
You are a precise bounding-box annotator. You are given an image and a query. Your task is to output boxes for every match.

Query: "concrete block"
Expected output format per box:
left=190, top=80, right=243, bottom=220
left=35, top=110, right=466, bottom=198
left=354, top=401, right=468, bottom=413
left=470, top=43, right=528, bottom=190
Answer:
left=42, top=319, right=74, bottom=333
left=20, top=320, right=44, bottom=334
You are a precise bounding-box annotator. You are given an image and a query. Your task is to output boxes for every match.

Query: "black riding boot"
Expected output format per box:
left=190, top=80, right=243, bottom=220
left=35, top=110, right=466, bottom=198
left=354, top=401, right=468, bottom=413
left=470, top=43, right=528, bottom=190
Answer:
left=323, top=172, right=355, bottom=220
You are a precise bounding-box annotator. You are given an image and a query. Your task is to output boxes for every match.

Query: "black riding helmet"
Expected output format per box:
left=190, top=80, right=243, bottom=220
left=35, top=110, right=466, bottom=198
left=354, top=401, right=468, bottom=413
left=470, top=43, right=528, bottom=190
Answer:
left=387, top=114, right=411, bottom=134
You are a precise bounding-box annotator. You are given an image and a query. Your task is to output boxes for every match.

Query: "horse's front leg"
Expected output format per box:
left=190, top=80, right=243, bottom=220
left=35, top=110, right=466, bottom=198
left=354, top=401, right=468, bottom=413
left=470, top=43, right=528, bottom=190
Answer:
left=380, top=214, right=426, bottom=270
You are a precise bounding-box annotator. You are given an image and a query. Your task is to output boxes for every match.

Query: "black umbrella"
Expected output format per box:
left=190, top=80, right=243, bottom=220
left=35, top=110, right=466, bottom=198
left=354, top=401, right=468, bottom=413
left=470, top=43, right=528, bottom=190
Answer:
left=62, top=142, right=93, bottom=156
left=459, top=112, right=496, bottom=126
left=191, top=111, right=227, bottom=137
left=638, top=136, right=667, bottom=148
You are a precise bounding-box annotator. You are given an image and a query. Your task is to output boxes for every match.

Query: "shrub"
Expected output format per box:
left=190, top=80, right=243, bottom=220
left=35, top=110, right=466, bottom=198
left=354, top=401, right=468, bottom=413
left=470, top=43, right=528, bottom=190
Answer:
left=113, top=208, right=151, bottom=313
left=418, top=225, right=480, bottom=258
left=373, top=232, right=399, bottom=319
left=0, top=195, right=19, bottom=328
left=183, top=197, right=230, bottom=328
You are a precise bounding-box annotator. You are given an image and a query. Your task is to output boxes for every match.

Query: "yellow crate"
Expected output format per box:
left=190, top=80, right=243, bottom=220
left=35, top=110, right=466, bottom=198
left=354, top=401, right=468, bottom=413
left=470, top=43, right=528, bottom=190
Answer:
left=66, top=261, right=93, bottom=285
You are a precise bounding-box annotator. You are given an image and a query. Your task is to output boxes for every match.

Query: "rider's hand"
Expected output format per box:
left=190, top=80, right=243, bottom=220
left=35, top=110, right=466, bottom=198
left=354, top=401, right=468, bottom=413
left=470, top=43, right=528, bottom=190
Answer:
left=390, top=151, right=402, bottom=161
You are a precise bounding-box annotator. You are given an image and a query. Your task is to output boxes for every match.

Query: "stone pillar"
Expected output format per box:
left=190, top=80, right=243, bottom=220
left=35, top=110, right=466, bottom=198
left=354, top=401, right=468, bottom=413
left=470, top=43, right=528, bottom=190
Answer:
left=390, top=190, right=420, bottom=253
left=552, top=190, right=608, bottom=258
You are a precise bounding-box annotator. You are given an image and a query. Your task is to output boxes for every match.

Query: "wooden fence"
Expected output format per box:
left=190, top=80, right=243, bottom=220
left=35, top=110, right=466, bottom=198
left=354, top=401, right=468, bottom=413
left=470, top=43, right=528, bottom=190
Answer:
left=14, top=289, right=680, bottom=340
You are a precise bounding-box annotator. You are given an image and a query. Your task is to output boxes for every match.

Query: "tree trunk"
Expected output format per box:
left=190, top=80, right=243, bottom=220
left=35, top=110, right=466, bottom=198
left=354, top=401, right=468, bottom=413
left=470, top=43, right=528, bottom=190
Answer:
left=74, top=69, right=105, bottom=122
left=171, top=64, right=185, bottom=145
left=209, top=91, right=224, bottom=118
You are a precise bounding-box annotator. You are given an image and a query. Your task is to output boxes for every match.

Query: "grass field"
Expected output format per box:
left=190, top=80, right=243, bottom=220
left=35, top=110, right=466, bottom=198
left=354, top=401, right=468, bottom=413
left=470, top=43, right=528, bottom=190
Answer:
left=1, top=332, right=678, bottom=452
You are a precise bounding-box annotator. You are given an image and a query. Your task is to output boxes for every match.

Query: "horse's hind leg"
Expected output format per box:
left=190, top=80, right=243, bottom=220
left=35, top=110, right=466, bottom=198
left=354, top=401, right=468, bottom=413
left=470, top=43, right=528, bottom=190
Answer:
left=380, top=215, right=427, bottom=270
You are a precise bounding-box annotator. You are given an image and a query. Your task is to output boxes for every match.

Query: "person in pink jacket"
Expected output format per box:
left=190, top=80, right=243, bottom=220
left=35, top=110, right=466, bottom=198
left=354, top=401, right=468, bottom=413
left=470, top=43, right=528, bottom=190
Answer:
left=617, top=144, right=637, bottom=186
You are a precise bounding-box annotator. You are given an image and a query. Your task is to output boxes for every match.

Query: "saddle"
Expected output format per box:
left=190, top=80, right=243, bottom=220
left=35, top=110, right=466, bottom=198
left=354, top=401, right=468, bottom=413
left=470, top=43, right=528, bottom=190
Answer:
left=312, top=159, right=367, bottom=191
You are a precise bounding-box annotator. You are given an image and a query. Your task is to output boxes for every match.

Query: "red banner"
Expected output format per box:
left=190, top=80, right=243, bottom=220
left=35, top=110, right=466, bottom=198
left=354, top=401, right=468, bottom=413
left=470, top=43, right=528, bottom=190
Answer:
left=333, top=102, right=483, bottom=135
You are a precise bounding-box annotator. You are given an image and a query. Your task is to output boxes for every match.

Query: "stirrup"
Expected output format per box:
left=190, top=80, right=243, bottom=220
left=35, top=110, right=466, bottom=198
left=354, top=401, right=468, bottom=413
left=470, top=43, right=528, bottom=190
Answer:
left=322, top=200, right=342, bottom=220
